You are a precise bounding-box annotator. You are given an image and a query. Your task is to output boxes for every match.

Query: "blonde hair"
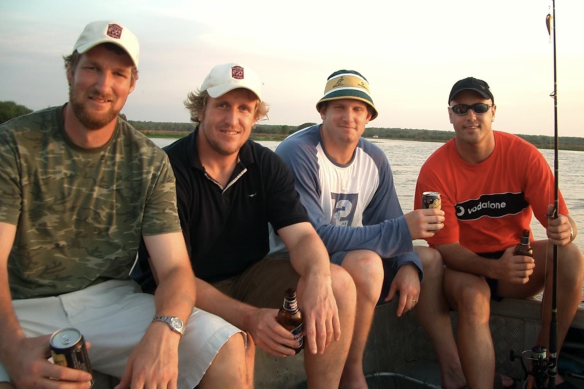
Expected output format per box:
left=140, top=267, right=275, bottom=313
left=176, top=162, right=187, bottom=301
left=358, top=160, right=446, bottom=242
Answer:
left=184, top=89, right=269, bottom=123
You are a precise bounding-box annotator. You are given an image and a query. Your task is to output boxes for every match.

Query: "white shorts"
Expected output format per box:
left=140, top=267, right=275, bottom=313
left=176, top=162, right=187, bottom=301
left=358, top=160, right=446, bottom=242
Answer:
left=0, top=280, right=243, bottom=388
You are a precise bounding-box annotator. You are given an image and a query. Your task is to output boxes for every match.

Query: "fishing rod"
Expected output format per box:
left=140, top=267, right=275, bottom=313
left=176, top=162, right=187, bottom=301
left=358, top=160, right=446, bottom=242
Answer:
left=547, top=0, right=559, bottom=385
left=510, top=1, right=559, bottom=388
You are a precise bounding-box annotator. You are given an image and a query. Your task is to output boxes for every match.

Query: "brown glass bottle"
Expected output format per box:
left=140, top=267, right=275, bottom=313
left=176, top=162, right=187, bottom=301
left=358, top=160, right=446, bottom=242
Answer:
left=513, top=229, right=533, bottom=257
left=277, top=288, right=304, bottom=354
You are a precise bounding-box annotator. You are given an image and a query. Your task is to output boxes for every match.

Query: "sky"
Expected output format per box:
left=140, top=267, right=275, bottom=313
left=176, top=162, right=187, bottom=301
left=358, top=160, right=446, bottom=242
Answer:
left=1, top=0, right=583, bottom=138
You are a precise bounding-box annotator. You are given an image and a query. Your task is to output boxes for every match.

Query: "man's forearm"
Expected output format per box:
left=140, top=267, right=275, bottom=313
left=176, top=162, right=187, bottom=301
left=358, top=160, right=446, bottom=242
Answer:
left=288, top=233, right=331, bottom=280
left=436, top=243, right=499, bottom=278
left=194, top=278, right=256, bottom=331
left=144, top=233, right=197, bottom=324
left=0, top=283, right=26, bottom=366
left=153, top=266, right=196, bottom=323
left=0, top=223, right=26, bottom=365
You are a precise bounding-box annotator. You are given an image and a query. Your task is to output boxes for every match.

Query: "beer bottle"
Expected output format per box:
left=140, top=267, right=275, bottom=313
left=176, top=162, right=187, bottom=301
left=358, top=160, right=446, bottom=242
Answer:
left=277, top=288, right=304, bottom=354
left=513, top=229, right=533, bottom=257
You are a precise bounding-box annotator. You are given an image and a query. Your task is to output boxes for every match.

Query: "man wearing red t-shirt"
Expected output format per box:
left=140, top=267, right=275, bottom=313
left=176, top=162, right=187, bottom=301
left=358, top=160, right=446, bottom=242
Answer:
left=415, top=77, right=584, bottom=388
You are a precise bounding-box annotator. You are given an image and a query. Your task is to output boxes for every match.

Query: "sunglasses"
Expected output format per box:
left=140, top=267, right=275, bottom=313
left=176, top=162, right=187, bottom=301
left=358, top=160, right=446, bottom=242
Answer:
left=449, top=103, right=493, bottom=115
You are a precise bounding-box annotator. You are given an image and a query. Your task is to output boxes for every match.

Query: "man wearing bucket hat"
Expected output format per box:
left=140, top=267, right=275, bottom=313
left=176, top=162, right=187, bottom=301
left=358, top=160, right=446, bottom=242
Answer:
left=269, top=70, right=466, bottom=388
left=414, top=77, right=584, bottom=388
left=135, top=62, right=357, bottom=388
left=0, top=21, right=249, bottom=389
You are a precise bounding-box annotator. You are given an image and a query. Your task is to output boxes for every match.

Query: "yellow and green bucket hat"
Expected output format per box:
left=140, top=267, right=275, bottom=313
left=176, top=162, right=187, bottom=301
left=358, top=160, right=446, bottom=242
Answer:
left=316, top=69, right=378, bottom=120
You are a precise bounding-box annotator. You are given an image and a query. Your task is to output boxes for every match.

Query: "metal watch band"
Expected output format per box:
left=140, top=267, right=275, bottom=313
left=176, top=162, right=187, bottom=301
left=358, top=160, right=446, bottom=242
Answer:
left=152, top=315, right=185, bottom=337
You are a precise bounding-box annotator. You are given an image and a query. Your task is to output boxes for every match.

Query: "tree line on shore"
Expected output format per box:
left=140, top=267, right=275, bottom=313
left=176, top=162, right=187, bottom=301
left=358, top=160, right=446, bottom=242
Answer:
left=127, top=119, right=584, bottom=151
left=1, top=101, right=582, bottom=151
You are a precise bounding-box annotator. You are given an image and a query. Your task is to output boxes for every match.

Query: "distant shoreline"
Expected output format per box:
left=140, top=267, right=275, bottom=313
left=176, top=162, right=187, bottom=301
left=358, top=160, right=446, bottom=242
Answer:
left=142, top=130, right=583, bottom=152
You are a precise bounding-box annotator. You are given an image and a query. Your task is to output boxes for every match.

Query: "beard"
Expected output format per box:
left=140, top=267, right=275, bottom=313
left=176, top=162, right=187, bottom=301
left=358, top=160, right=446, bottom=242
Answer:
left=69, top=86, right=120, bottom=130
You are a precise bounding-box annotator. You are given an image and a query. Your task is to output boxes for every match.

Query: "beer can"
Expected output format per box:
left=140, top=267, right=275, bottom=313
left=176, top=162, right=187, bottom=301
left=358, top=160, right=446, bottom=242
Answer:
left=50, top=328, right=93, bottom=387
left=422, top=192, right=441, bottom=210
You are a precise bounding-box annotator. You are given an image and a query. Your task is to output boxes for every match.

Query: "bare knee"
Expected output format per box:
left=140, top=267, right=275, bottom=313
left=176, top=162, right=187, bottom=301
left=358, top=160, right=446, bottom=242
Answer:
left=558, top=243, right=584, bottom=287
left=330, top=264, right=357, bottom=311
left=416, top=247, right=444, bottom=280
left=457, top=284, right=491, bottom=324
left=445, top=271, right=491, bottom=323
left=200, top=332, right=250, bottom=389
left=244, top=333, right=255, bottom=388
left=341, top=250, right=383, bottom=301
left=222, top=331, right=247, bottom=354
left=245, top=333, right=256, bottom=363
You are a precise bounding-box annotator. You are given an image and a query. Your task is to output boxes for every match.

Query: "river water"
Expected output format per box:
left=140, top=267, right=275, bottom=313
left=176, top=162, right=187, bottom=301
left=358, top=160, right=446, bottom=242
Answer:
left=152, top=137, right=583, bottom=250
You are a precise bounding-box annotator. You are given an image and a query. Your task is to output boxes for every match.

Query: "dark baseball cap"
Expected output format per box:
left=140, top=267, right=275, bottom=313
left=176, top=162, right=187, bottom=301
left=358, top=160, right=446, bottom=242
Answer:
left=448, top=77, right=494, bottom=104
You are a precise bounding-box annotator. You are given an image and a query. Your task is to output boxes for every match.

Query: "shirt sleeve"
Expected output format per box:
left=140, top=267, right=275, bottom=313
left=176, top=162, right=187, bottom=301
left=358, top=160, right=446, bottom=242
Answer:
left=0, top=126, right=23, bottom=225
left=141, top=153, right=182, bottom=236
left=277, top=135, right=418, bottom=262
left=362, top=156, right=421, bottom=274
left=264, top=151, right=310, bottom=231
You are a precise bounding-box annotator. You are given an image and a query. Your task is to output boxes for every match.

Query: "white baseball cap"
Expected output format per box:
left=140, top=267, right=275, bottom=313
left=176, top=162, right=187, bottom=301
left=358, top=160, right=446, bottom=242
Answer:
left=73, top=21, right=139, bottom=67
left=200, top=63, right=262, bottom=100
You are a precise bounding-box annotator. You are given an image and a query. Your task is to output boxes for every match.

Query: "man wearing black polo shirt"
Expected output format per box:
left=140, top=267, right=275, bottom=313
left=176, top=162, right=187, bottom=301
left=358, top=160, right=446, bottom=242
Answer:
left=136, top=63, right=357, bottom=388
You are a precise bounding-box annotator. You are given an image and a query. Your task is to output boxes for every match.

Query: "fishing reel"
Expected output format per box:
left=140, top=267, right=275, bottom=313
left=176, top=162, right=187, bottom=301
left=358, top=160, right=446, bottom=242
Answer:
left=511, top=346, right=556, bottom=388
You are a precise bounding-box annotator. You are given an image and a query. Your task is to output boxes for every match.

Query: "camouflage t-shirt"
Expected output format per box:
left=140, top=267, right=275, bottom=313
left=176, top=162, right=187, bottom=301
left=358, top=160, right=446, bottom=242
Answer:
left=0, top=106, right=181, bottom=299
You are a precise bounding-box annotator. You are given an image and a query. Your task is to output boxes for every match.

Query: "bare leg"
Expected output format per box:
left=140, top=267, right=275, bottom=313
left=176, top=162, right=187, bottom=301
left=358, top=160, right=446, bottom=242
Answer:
left=198, top=332, right=251, bottom=389
left=498, top=240, right=584, bottom=385
left=243, top=333, right=256, bottom=388
left=414, top=247, right=467, bottom=389
left=338, top=250, right=384, bottom=389
left=444, top=268, right=495, bottom=389
left=299, top=264, right=357, bottom=389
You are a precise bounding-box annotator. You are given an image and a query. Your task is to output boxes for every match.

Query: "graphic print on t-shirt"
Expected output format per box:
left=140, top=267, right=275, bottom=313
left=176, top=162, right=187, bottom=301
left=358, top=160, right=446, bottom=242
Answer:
left=330, top=193, right=359, bottom=226
left=455, top=192, right=529, bottom=221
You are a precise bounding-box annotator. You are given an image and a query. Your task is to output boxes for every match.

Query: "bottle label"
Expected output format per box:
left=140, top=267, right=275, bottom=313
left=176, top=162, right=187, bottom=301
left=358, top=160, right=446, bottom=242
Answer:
left=291, top=323, right=303, bottom=348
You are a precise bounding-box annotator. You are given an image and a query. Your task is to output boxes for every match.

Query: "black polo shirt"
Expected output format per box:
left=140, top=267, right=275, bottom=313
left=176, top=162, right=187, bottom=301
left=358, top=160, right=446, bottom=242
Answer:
left=159, top=128, right=308, bottom=283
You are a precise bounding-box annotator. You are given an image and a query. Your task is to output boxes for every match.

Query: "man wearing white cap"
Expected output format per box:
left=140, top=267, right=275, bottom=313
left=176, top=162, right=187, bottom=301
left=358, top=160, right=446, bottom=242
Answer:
left=136, top=62, right=358, bottom=388
left=0, top=21, right=249, bottom=389
left=270, top=70, right=466, bottom=388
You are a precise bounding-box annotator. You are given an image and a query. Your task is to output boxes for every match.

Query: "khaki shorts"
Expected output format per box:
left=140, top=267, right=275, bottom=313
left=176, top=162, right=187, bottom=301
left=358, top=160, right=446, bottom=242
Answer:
left=212, top=256, right=300, bottom=309
left=0, top=280, right=242, bottom=388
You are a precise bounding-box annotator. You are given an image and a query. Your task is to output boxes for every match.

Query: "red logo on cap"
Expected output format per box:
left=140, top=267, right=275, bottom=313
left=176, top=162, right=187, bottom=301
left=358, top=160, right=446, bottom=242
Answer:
left=232, top=66, right=244, bottom=80
left=107, top=24, right=123, bottom=39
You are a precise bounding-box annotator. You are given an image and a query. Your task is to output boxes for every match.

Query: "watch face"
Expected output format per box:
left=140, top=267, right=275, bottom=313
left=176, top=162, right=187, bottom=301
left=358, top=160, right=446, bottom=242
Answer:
left=171, top=317, right=183, bottom=330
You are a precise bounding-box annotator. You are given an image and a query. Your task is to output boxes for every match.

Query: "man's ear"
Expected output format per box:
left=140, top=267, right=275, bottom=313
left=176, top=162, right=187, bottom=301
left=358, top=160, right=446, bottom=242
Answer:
left=66, top=64, right=74, bottom=86
left=129, top=78, right=136, bottom=94
left=366, top=107, right=373, bottom=123
left=318, top=104, right=327, bottom=120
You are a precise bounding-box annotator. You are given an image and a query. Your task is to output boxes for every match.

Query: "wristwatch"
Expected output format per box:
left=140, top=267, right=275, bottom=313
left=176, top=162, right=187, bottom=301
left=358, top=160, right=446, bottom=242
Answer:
left=152, top=316, right=185, bottom=337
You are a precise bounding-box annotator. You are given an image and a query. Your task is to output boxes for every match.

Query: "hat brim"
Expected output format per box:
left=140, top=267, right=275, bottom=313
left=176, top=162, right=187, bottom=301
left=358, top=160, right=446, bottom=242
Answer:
left=317, top=90, right=378, bottom=120
left=449, top=88, right=493, bottom=104
left=206, top=84, right=261, bottom=100
left=76, top=40, right=138, bottom=67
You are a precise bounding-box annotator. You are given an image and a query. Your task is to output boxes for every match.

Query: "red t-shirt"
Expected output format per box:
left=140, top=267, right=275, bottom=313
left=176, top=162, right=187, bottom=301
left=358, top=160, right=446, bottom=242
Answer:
left=414, top=131, right=567, bottom=253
